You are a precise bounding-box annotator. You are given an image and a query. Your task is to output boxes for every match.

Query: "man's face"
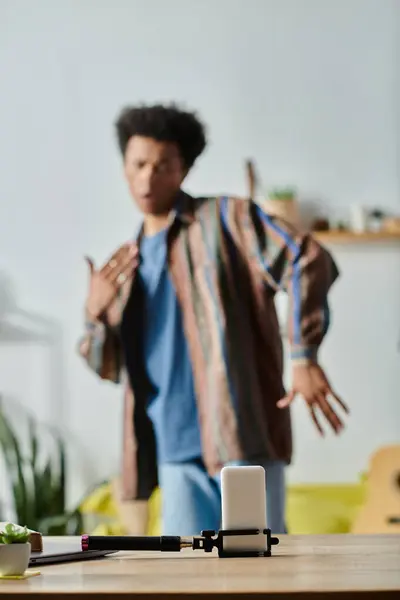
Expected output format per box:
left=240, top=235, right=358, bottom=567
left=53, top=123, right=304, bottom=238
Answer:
left=124, top=136, right=186, bottom=215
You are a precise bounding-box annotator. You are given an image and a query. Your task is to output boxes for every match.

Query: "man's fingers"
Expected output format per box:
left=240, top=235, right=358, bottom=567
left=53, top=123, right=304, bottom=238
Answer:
left=101, top=249, right=126, bottom=278
left=107, top=251, right=138, bottom=284
left=330, top=390, right=350, bottom=415
left=111, top=259, right=138, bottom=287
left=309, top=404, right=324, bottom=436
left=277, top=389, right=296, bottom=408
left=101, top=244, right=137, bottom=279
left=85, top=256, right=95, bottom=275
left=317, top=394, right=344, bottom=434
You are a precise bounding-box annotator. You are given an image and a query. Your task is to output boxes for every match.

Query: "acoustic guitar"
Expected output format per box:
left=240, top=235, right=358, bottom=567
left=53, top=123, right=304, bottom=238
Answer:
left=352, top=445, right=400, bottom=534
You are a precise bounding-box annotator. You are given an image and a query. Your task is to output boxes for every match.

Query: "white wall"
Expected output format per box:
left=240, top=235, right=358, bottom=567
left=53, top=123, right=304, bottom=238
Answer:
left=0, top=0, right=399, bottom=508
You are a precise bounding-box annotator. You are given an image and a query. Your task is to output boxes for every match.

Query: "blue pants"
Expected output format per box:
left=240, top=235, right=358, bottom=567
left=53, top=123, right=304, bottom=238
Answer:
left=158, top=459, right=286, bottom=536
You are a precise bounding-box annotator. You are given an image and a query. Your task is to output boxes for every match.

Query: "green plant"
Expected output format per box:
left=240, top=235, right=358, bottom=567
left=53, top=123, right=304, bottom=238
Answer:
left=0, top=523, right=30, bottom=544
left=0, top=402, right=83, bottom=536
left=269, top=187, right=296, bottom=201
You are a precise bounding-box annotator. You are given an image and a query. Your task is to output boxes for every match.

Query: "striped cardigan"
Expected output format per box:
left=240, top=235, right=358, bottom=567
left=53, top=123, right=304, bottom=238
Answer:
left=79, top=193, right=339, bottom=501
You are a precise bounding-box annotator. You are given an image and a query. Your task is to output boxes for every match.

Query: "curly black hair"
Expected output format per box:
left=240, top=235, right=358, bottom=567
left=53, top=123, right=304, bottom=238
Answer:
left=115, top=104, right=207, bottom=170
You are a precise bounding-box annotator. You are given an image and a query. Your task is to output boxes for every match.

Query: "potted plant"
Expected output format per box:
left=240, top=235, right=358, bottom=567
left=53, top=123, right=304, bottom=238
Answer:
left=0, top=523, right=31, bottom=576
left=263, top=187, right=300, bottom=226
left=0, top=401, right=83, bottom=536
left=269, top=187, right=297, bottom=202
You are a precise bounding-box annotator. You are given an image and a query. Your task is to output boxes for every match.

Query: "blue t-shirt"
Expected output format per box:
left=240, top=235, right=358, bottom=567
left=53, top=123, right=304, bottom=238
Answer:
left=138, top=229, right=202, bottom=464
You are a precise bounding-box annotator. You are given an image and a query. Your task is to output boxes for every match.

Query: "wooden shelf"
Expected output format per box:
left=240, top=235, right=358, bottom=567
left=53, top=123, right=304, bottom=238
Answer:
left=313, top=230, right=400, bottom=244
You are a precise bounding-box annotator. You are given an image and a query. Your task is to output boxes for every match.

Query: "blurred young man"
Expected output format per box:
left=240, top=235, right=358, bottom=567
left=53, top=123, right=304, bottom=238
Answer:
left=79, top=104, right=348, bottom=535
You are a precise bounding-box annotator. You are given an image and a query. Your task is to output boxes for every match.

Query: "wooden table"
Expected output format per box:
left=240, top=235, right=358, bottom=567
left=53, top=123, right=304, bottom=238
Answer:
left=1, top=535, right=399, bottom=599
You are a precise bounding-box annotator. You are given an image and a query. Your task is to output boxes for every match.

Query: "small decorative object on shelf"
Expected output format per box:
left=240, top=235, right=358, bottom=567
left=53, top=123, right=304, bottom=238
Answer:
left=0, top=523, right=31, bottom=576
left=310, top=218, right=330, bottom=232
left=349, top=204, right=368, bottom=233
left=368, top=209, right=385, bottom=232
left=383, top=216, right=400, bottom=234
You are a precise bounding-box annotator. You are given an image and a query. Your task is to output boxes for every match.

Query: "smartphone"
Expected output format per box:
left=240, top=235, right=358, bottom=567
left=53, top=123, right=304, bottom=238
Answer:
left=220, top=465, right=267, bottom=553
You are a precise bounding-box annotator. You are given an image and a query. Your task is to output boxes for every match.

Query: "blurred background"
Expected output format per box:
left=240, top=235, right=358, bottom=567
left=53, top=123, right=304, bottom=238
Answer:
left=0, top=0, right=399, bottom=536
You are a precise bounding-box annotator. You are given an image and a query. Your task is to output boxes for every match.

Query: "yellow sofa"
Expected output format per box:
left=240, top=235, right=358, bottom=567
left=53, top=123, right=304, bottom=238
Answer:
left=81, top=480, right=366, bottom=536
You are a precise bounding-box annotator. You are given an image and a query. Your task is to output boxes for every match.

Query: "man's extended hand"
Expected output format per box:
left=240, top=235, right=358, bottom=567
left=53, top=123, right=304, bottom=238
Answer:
left=277, top=363, right=349, bottom=435
left=85, top=243, right=138, bottom=321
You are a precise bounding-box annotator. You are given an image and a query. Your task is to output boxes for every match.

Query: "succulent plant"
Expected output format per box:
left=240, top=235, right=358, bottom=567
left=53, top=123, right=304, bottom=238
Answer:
left=0, top=523, right=30, bottom=545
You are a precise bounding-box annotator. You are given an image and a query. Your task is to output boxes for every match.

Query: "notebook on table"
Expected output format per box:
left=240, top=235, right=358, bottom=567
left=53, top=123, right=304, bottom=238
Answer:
left=29, top=538, right=115, bottom=566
